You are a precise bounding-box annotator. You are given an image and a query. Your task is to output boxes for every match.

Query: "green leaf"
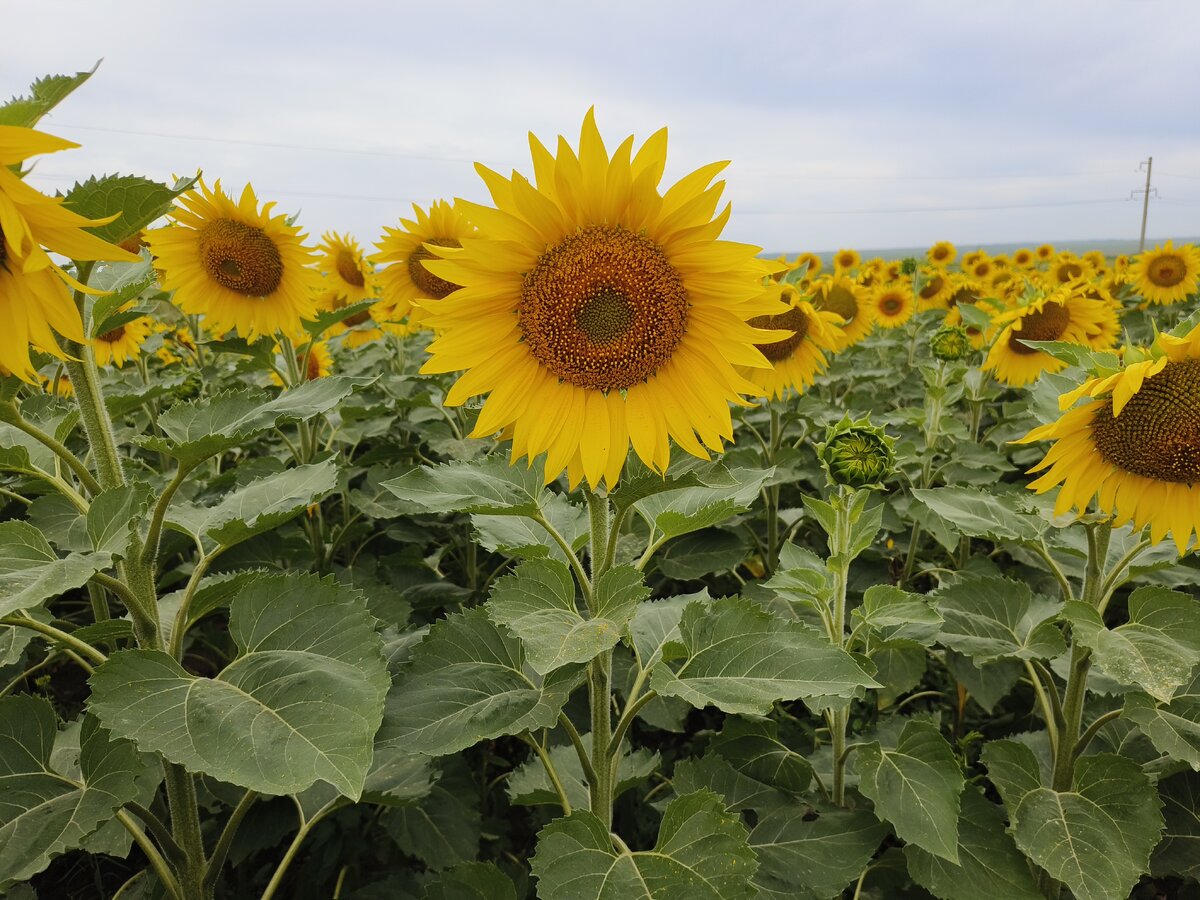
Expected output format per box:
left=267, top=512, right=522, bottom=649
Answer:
left=708, top=715, right=812, bottom=795
left=382, top=455, right=550, bottom=516
left=87, top=259, right=156, bottom=338
left=140, top=377, right=373, bottom=463
left=932, top=575, right=1065, bottom=663
left=655, top=528, right=749, bottom=580
left=852, top=584, right=943, bottom=644
left=871, top=639, right=929, bottom=705
left=487, top=560, right=646, bottom=674
left=85, top=483, right=152, bottom=556
left=472, top=492, right=586, bottom=565
left=912, top=486, right=1042, bottom=543
left=904, top=785, right=1042, bottom=900
left=634, top=465, right=773, bottom=540
left=0, top=698, right=149, bottom=883
left=88, top=573, right=389, bottom=799
left=1151, top=770, right=1200, bottom=879
left=1123, top=672, right=1200, bottom=767
left=749, top=805, right=887, bottom=899
left=531, top=790, right=758, bottom=900
left=983, top=740, right=1164, bottom=900
left=0, top=66, right=96, bottom=128
left=380, top=607, right=581, bottom=756
left=671, top=754, right=792, bottom=816
left=424, top=862, right=518, bottom=900
left=303, top=298, right=376, bottom=339
left=385, top=760, right=481, bottom=871
left=628, top=593, right=695, bottom=670
left=1063, top=586, right=1200, bottom=702
left=1017, top=340, right=1122, bottom=373
left=507, top=734, right=657, bottom=811
left=651, top=597, right=878, bottom=715
left=62, top=173, right=199, bottom=245
left=855, top=719, right=964, bottom=862
left=0, top=521, right=112, bottom=617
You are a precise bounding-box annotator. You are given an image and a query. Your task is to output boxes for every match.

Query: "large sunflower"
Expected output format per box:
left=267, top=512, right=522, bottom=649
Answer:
left=1048, top=254, right=1087, bottom=286
left=418, top=110, right=784, bottom=489
left=872, top=283, right=916, bottom=328
left=374, top=200, right=476, bottom=322
left=1128, top=241, right=1200, bottom=305
left=0, top=236, right=90, bottom=380
left=810, top=274, right=873, bottom=347
left=1018, top=325, right=1200, bottom=553
left=983, top=286, right=1115, bottom=386
left=145, top=180, right=319, bottom=342
left=318, top=232, right=375, bottom=304
left=916, top=267, right=955, bottom=310
left=92, top=314, right=152, bottom=367
left=739, top=283, right=843, bottom=399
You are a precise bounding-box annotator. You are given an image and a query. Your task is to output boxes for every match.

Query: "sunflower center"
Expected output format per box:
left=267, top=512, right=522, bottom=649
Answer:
left=880, top=295, right=904, bottom=316
left=816, top=285, right=858, bottom=321
left=335, top=249, right=365, bottom=287
left=750, top=307, right=810, bottom=361
left=1091, top=359, right=1200, bottom=484
left=518, top=225, right=688, bottom=391
left=919, top=274, right=945, bottom=300
left=1008, top=301, right=1070, bottom=355
left=1147, top=254, right=1186, bottom=287
left=408, top=238, right=462, bottom=299
left=1055, top=262, right=1084, bottom=283
left=98, top=325, right=127, bottom=343
left=947, top=286, right=979, bottom=308
left=198, top=219, right=284, bottom=296
left=343, top=309, right=373, bottom=328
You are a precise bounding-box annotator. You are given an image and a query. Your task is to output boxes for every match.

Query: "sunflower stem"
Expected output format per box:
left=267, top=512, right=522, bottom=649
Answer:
left=826, top=484, right=855, bottom=806
left=584, top=488, right=616, bottom=828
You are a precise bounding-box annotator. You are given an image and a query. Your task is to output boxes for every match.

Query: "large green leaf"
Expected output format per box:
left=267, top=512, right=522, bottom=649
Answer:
left=85, top=483, right=152, bottom=556
left=507, top=734, right=658, bottom=811
left=671, top=754, right=792, bottom=816
left=852, top=584, right=943, bottom=645
left=749, top=805, right=886, bottom=899
left=531, top=790, right=757, bottom=900
left=912, top=486, right=1042, bottom=543
left=651, top=597, right=878, bottom=715
left=88, top=573, right=389, bottom=799
left=904, top=785, right=1042, bottom=900
left=486, top=560, right=647, bottom=674
left=707, top=715, right=812, bottom=796
left=984, top=740, right=1164, bottom=900
left=1151, top=770, right=1200, bottom=879
left=140, top=377, right=373, bottom=463
left=0, top=521, right=112, bottom=617
left=0, top=698, right=149, bottom=883
left=627, top=593, right=696, bottom=669
left=472, top=492, right=587, bottom=565
left=385, top=760, right=480, bottom=871
left=63, top=173, right=199, bottom=244
left=424, top=862, right=517, bottom=900
left=0, top=67, right=96, bottom=128
left=1123, top=671, right=1200, bottom=767
left=380, top=608, right=582, bottom=757
left=855, top=719, right=964, bottom=862
left=931, top=575, right=1064, bottom=663
left=1064, top=586, right=1200, bottom=702
left=634, top=465, right=772, bottom=540
left=382, top=455, right=551, bottom=516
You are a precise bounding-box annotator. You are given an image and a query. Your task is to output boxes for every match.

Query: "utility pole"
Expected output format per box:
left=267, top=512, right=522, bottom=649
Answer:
left=1132, top=157, right=1156, bottom=251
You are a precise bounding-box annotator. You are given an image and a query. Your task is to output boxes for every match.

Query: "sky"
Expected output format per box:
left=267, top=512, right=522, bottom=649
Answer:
left=3, top=0, right=1199, bottom=254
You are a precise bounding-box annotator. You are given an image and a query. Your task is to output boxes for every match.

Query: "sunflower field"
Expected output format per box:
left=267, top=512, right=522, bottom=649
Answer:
left=4, top=69, right=1200, bottom=900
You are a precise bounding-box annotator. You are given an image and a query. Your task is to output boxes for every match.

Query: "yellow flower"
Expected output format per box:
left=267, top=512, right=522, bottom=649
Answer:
left=418, top=110, right=783, bottom=489
left=916, top=268, right=955, bottom=310
left=92, top=314, right=152, bottom=367
left=318, top=232, right=375, bottom=305
left=145, top=180, right=320, bottom=342
left=1012, top=248, right=1036, bottom=268
left=1035, top=243, right=1056, bottom=262
left=1128, top=241, right=1200, bottom=305
left=272, top=340, right=333, bottom=385
left=810, top=274, right=874, bottom=348
left=1082, top=249, right=1107, bottom=274
left=871, top=283, right=915, bottom=328
left=1017, top=324, right=1200, bottom=553
left=738, top=283, right=843, bottom=399
left=794, top=251, right=823, bottom=277
left=962, top=249, right=987, bottom=269
left=833, top=248, right=861, bottom=274
left=1048, top=254, right=1088, bottom=286
left=926, top=241, right=956, bottom=268
left=374, top=200, right=476, bottom=322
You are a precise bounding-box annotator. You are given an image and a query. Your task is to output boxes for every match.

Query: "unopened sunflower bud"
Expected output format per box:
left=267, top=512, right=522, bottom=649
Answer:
left=900, top=257, right=919, bottom=276
left=816, top=415, right=896, bottom=489
left=930, top=324, right=973, bottom=361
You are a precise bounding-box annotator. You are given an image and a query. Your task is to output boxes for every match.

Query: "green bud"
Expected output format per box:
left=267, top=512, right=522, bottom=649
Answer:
left=900, top=257, right=919, bottom=276
left=173, top=370, right=204, bottom=401
left=929, top=325, right=973, bottom=361
left=816, top=414, right=896, bottom=490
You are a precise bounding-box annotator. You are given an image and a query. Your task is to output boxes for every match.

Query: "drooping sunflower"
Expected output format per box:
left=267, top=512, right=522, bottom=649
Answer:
left=1128, top=241, right=1200, bottom=305
left=418, top=110, right=785, bottom=489
left=92, top=314, right=152, bottom=367
left=1017, top=325, right=1200, bottom=553
left=374, top=200, right=476, bottom=322
left=794, top=251, right=823, bottom=276
left=962, top=249, right=987, bottom=269
left=1082, top=250, right=1107, bottom=274
left=1048, top=254, right=1088, bottom=286
left=1012, top=248, right=1036, bottom=268
left=155, top=323, right=198, bottom=366
left=145, top=180, right=320, bottom=342
left=916, top=267, right=955, bottom=310
left=943, top=276, right=995, bottom=349
left=318, top=232, right=375, bottom=305
left=810, top=274, right=874, bottom=347
left=1035, top=243, right=1056, bottom=262
left=871, top=284, right=916, bottom=329
left=738, top=283, right=843, bottom=399
left=926, top=240, right=956, bottom=268
left=858, top=257, right=886, bottom=287
left=0, top=126, right=139, bottom=380
left=983, top=286, right=1116, bottom=386
left=833, top=248, right=861, bottom=274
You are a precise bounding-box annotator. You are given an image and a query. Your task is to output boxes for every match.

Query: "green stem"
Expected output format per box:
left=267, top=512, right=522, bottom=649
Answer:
left=202, top=790, right=259, bottom=892
left=115, top=810, right=183, bottom=900
left=141, top=462, right=196, bottom=567
left=169, top=553, right=216, bottom=660
left=559, top=712, right=597, bottom=786
left=532, top=511, right=591, bottom=606
left=0, top=614, right=106, bottom=668
left=523, top=734, right=571, bottom=816
left=610, top=690, right=656, bottom=755
left=1, top=402, right=102, bottom=495
left=583, top=488, right=617, bottom=826
left=163, top=763, right=207, bottom=900
left=827, top=485, right=854, bottom=806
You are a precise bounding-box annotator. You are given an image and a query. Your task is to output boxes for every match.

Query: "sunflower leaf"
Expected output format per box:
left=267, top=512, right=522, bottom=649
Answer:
left=912, top=486, right=1043, bottom=543
left=635, top=465, right=773, bottom=540
left=1151, top=770, right=1200, bottom=879
left=382, top=454, right=554, bottom=517
left=424, top=863, right=518, bottom=900
left=303, top=298, right=376, bottom=339
left=931, top=574, right=1065, bottom=663
left=62, top=173, right=200, bottom=245
left=0, top=66, right=97, bottom=128
left=0, top=521, right=113, bottom=617
left=749, top=804, right=887, bottom=899
left=507, top=733, right=658, bottom=810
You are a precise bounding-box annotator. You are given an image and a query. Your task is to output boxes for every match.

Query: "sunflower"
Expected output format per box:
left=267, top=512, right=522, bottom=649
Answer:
left=969, top=257, right=994, bottom=280
left=927, top=240, right=956, bottom=268
left=1035, top=244, right=1055, bottom=262
left=872, top=284, right=915, bottom=328
left=0, top=236, right=90, bottom=380
left=943, top=277, right=995, bottom=349
left=155, top=324, right=198, bottom=366
left=1012, top=248, right=1036, bottom=268
left=962, top=249, right=986, bottom=269
left=916, top=267, right=955, bottom=310
left=1082, top=250, right=1107, bottom=274
left=272, top=340, right=333, bottom=386
left=1049, top=254, right=1088, bottom=285
left=1128, top=241, right=1200, bottom=305
left=92, top=314, right=152, bottom=367
left=417, top=110, right=784, bottom=489
left=1017, top=325, right=1200, bottom=553
left=833, top=248, right=861, bottom=274
left=317, top=289, right=408, bottom=348
left=984, top=286, right=1116, bottom=386
left=738, top=283, right=843, bottom=399
left=318, top=232, right=375, bottom=304
left=145, top=179, right=319, bottom=342
left=374, top=200, right=476, bottom=322
left=884, top=260, right=903, bottom=283
left=794, top=251, right=823, bottom=276
left=810, top=274, right=874, bottom=347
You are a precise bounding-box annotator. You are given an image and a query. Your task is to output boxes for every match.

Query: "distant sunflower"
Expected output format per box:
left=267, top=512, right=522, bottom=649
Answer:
left=927, top=240, right=956, bottom=268
left=1111, top=254, right=1131, bottom=284
left=811, top=274, right=873, bottom=347
left=145, top=179, right=320, bottom=342
left=272, top=340, right=334, bottom=386
left=962, top=249, right=986, bottom=269
left=969, top=258, right=994, bottom=280
left=374, top=200, right=476, bottom=321
left=418, top=110, right=783, bottom=488
left=1128, top=241, right=1200, bottom=305
left=984, top=287, right=1114, bottom=386
left=943, top=277, right=993, bottom=349
left=794, top=251, right=823, bottom=276
left=1035, top=244, right=1056, bottom=262
left=1012, top=248, right=1036, bottom=268
left=884, top=260, right=903, bottom=282
left=916, top=268, right=955, bottom=310
left=872, top=284, right=915, bottom=328
left=1017, top=325, right=1200, bottom=553
left=318, top=232, right=375, bottom=304
left=739, top=284, right=843, bottom=399
left=1082, top=250, right=1107, bottom=274
left=92, top=314, right=152, bottom=367
left=1049, top=255, right=1087, bottom=285
left=833, top=248, right=861, bottom=273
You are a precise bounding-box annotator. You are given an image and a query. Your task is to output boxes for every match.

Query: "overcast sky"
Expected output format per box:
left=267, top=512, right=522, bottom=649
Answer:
left=4, top=1, right=1198, bottom=254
